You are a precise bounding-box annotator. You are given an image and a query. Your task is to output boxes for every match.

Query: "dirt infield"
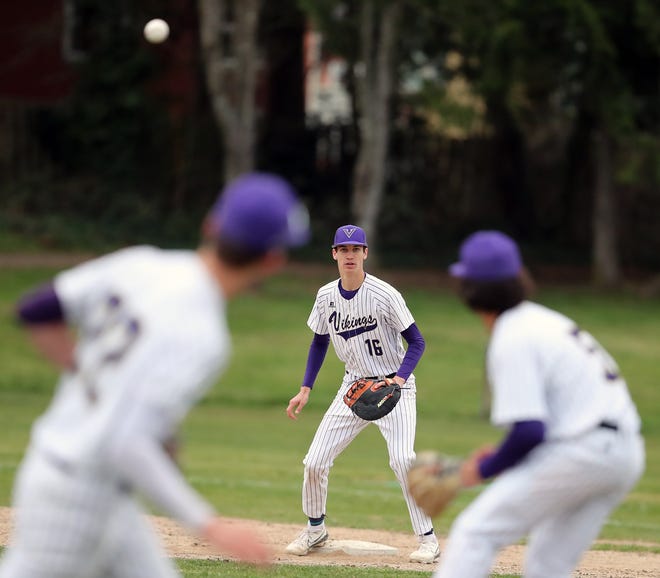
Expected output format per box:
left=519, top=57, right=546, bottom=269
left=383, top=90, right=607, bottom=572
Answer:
left=156, top=516, right=660, bottom=576
left=1, top=508, right=656, bottom=576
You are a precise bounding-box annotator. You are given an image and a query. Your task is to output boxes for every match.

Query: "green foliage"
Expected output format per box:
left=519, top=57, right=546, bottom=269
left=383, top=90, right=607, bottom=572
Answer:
left=56, top=1, right=168, bottom=183
left=296, top=0, right=360, bottom=61
left=1, top=0, right=658, bottom=268
left=436, top=0, right=659, bottom=137
left=617, top=133, right=660, bottom=186
left=1, top=1, right=223, bottom=251
left=0, top=178, right=202, bottom=252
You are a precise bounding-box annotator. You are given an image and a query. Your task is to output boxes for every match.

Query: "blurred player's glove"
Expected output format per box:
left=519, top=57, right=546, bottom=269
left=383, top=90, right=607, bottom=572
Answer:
left=343, top=377, right=402, bottom=421
left=407, top=451, right=462, bottom=517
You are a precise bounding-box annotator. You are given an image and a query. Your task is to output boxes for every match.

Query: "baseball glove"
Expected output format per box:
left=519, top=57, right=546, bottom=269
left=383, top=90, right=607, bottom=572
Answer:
left=407, top=451, right=462, bottom=518
left=343, top=377, right=402, bottom=421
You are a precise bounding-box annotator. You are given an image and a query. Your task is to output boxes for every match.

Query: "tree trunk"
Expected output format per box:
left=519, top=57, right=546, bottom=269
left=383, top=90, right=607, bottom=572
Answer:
left=591, top=128, right=621, bottom=287
left=351, top=0, right=401, bottom=261
left=198, top=0, right=261, bottom=182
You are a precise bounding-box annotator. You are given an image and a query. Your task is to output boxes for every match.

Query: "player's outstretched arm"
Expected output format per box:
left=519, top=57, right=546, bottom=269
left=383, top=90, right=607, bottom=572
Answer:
left=286, top=386, right=311, bottom=420
left=105, top=398, right=272, bottom=565
left=201, top=518, right=272, bottom=566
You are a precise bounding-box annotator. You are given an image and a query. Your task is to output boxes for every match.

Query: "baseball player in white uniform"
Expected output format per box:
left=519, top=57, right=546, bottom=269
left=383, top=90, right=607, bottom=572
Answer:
left=0, top=173, right=310, bottom=578
left=285, top=225, right=440, bottom=563
left=433, top=230, right=645, bottom=578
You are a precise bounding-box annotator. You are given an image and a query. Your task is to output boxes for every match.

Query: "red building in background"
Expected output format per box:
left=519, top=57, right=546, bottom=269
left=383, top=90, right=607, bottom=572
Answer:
left=0, top=1, right=76, bottom=103
left=0, top=1, right=204, bottom=105
left=0, top=1, right=309, bottom=184
left=0, top=1, right=205, bottom=182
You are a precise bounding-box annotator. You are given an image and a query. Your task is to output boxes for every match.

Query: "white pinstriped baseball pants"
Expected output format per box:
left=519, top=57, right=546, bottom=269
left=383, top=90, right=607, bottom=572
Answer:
left=434, top=427, right=645, bottom=578
left=0, top=448, right=179, bottom=578
left=301, top=373, right=434, bottom=536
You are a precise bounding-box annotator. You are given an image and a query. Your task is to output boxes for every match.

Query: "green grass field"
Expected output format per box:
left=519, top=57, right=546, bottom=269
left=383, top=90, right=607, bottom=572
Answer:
left=0, top=264, right=658, bottom=577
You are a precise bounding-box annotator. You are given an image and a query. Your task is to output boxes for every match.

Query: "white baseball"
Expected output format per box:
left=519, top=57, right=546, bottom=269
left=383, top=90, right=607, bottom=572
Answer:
left=144, top=19, right=170, bottom=44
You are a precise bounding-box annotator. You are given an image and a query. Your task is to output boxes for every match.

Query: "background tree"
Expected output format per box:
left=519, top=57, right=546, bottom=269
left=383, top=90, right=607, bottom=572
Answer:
left=1, top=0, right=659, bottom=277
left=298, top=0, right=403, bottom=261
left=198, top=0, right=262, bottom=181
left=350, top=0, right=402, bottom=258
left=425, top=0, right=660, bottom=285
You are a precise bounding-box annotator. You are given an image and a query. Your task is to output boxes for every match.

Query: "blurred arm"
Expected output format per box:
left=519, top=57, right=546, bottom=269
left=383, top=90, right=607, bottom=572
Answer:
left=107, top=431, right=215, bottom=531
left=478, top=420, right=546, bottom=479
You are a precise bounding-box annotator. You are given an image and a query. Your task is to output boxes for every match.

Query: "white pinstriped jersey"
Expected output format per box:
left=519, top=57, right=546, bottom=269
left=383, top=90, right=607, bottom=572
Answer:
left=32, top=246, right=230, bottom=470
left=307, top=274, right=414, bottom=377
left=487, top=301, right=641, bottom=439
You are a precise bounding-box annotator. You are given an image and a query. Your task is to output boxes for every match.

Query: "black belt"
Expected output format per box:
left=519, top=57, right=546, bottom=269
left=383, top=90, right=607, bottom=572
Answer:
left=598, top=421, right=618, bottom=431
left=347, top=372, right=396, bottom=380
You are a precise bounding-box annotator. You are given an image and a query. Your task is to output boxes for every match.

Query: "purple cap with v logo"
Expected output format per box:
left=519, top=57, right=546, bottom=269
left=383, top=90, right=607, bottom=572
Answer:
left=332, top=225, right=368, bottom=248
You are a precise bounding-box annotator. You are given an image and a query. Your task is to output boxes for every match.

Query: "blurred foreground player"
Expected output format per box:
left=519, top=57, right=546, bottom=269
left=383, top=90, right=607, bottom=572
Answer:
left=434, top=230, right=645, bottom=578
left=0, top=173, right=310, bottom=578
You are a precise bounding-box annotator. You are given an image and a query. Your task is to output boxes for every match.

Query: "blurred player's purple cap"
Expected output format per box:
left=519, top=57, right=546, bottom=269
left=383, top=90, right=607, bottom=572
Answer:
left=208, top=172, right=310, bottom=251
left=449, top=230, right=522, bottom=281
left=332, top=225, right=368, bottom=248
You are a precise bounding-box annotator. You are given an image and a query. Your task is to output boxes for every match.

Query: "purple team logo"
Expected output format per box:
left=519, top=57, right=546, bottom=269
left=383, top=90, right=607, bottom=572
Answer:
left=329, top=310, right=377, bottom=340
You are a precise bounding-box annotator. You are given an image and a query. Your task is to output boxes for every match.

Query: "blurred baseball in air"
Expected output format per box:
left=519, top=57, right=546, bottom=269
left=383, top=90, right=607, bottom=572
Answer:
left=144, top=19, right=169, bottom=44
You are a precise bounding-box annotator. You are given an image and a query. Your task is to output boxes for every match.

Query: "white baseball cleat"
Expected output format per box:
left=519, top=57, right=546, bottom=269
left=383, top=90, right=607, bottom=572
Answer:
left=285, top=526, right=329, bottom=555
left=409, top=539, right=440, bottom=563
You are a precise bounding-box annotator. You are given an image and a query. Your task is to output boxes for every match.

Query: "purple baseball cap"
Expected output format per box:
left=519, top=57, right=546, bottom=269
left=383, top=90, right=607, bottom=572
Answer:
left=332, top=225, right=368, bottom=248
left=449, top=230, right=522, bottom=281
left=208, top=172, right=310, bottom=251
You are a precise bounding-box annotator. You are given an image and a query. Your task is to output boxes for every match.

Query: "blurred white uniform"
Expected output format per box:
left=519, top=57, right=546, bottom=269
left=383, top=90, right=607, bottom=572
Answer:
left=0, top=246, right=229, bottom=578
left=435, top=301, right=645, bottom=578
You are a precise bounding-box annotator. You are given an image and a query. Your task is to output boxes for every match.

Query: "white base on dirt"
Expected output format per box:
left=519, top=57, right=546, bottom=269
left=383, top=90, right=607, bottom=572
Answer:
left=317, top=539, right=398, bottom=556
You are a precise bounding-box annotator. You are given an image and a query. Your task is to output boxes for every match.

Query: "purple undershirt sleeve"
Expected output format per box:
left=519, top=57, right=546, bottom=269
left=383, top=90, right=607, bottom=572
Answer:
left=302, top=333, right=331, bottom=389
left=478, top=420, right=546, bottom=479
left=398, top=323, right=426, bottom=381
left=16, top=283, right=65, bottom=324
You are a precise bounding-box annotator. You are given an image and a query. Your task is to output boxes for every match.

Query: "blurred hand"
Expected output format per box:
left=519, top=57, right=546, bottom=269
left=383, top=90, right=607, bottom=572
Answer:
left=460, top=444, right=495, bottom=488
left=201, top=518, right=272, bottom=566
